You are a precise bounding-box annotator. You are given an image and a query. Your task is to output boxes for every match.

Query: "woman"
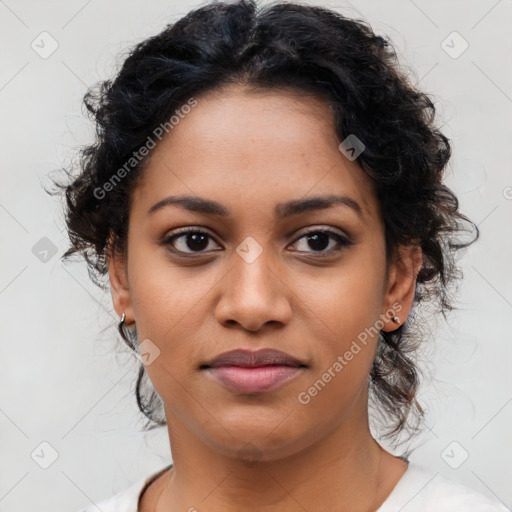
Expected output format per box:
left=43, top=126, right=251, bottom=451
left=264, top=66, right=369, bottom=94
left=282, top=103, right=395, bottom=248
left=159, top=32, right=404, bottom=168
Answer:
left=53, top=0, right=508, bottom=510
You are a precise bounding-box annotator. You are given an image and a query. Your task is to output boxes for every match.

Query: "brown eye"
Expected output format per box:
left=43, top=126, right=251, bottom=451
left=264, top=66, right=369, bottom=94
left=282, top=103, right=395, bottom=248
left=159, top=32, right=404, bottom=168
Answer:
left=161, top=228, right=220, bottom=254
left=289, top=229, right=353, bottom=256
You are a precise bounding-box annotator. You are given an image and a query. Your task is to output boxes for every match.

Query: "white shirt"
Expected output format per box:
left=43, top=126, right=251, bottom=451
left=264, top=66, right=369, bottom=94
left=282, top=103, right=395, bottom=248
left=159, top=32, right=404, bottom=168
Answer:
left=78, top=462, right=510, bottom=511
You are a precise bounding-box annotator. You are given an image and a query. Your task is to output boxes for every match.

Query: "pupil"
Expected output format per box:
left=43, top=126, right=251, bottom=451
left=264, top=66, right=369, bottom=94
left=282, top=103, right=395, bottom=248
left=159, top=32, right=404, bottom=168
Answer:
left=308, top=232, right=329, bottom=251
left=188, top=233, right=208, bottom=251
left=184, top=232, right=330, bottom=252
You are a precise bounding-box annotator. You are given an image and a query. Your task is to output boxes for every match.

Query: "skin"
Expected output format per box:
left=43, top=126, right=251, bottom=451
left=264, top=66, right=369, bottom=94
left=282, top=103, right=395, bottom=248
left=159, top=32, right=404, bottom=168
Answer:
left=107, top=83, right=423, bottom=511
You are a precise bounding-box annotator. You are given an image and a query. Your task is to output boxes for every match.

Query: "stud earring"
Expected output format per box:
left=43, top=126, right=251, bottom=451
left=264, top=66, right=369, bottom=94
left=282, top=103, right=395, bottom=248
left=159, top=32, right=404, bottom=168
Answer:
left=392, top=315, right=400, bottom=325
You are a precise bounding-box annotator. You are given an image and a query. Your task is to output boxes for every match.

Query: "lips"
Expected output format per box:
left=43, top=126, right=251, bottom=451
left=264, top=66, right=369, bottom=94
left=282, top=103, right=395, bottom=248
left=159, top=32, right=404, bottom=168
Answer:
left=200, top=349, right=307, bottom=394
left=201, top=348, right=306, bottom=369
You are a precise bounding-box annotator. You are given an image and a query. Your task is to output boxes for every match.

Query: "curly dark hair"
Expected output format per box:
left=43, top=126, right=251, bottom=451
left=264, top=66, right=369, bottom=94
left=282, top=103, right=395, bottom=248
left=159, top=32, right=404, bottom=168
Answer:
left=48, top=0, right=478, bottom=445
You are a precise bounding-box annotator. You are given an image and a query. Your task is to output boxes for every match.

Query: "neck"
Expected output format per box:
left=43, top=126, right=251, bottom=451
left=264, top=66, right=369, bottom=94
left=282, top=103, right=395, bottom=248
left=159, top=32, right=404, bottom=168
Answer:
left=156, top=404, right=406, bottom=512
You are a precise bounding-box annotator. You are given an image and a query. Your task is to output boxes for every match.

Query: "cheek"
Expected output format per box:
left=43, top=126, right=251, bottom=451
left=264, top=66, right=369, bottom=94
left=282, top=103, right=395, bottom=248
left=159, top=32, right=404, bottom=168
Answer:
left=296, top=287, right=381, bottom=425
left=304, top=257, right=385, bottom=346
left=125, top=260, right=216, bottom=397
left=298, top=257, right=384, bottom=400
left=127, top=238, right=219, bottom=337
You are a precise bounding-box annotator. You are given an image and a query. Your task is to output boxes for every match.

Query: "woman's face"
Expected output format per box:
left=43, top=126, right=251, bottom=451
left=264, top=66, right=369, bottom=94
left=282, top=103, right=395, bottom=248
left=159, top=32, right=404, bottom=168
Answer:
left=108, top=84, right=418, bottom=461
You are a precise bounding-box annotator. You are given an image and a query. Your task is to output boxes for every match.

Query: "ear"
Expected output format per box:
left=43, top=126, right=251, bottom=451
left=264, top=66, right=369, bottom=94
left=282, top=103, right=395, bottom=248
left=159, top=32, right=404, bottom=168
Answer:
left=381, top=242, right=423, bottom=332
left=106, top=234, right=135, bottom=325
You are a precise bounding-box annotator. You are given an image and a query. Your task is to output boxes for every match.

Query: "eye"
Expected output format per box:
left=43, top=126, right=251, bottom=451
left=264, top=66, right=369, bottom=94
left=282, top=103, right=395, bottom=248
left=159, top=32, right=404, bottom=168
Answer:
left=161, top=227, right=353, bottom=257
left=289, top=229, right=353, bottom=256
left=161, top=228, right=221, bottom=255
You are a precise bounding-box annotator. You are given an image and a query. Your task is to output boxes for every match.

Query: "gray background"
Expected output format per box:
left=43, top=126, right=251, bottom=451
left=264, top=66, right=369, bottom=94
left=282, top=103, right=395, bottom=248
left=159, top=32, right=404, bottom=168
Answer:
left=1, top=0, right=511, bottom=510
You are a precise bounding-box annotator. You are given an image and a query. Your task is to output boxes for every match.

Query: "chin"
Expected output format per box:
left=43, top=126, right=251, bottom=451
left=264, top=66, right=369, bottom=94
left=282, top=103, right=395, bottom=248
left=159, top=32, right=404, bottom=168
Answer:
left=201, top=412, right=324, bottom=464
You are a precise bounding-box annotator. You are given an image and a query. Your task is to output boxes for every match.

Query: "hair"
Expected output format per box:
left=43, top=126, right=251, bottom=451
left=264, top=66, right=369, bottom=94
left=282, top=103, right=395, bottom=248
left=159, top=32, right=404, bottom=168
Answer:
left=48, top=0, right=478, bottom=446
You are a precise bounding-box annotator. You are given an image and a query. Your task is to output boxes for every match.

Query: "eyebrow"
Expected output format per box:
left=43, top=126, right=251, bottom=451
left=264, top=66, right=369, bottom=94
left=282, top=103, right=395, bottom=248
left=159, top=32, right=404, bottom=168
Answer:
left=147, top=194, right=364, bottom=220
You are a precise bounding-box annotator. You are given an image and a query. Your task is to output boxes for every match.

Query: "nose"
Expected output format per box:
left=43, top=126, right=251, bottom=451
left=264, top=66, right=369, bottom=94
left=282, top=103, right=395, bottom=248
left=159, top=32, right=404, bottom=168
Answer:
left=215, top=247, right=292, bottom=332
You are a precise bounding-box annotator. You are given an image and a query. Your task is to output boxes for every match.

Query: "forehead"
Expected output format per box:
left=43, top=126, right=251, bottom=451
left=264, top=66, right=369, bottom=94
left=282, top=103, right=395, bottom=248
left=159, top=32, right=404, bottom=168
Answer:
left=131, top=85, right=380, bottom=223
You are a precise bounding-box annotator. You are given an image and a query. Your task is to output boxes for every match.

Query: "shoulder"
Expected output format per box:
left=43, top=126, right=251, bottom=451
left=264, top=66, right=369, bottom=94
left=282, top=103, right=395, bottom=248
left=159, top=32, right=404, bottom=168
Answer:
left=378, top=462, right=510, bottom=512
left=76, top=464, right=172, bottom=512
left=76, top=478, right=145, bottom=512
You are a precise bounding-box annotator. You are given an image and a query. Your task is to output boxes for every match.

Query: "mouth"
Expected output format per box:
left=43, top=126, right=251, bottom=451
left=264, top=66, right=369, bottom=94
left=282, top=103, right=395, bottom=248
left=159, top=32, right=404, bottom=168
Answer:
left=200, top=348, right=307, bottom=394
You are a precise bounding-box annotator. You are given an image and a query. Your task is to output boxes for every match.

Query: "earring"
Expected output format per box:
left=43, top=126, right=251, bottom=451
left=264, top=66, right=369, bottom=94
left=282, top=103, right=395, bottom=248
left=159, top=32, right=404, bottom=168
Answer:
left=392, top=315, right=400, bottom=325
left=118, top=312, right=137, bottom=351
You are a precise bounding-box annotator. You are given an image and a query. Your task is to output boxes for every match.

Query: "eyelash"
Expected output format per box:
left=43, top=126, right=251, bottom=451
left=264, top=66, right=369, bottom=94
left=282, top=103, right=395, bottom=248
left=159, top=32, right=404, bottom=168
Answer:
left=160, top=227, right=353, bottom=257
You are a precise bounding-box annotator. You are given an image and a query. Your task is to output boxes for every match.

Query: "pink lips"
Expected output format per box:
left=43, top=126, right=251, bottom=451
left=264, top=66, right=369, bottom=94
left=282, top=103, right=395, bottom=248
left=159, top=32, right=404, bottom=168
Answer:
left=201, top=348, right=306, bottom=394
left=207, top=365, right=302, bottom=393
